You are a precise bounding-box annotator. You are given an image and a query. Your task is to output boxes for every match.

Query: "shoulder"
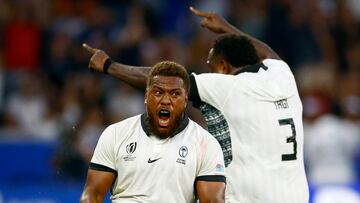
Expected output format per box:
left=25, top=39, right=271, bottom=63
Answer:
left=263, top=58, right=289, bottom=67
left=186, top=119, right=219, bottom=144
left=192, top=72, right=236, bottom=81
left=263, top=59, right=292, bottom=74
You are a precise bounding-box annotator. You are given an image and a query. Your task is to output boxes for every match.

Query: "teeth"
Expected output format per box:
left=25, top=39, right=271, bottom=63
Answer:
left=159, top=109, right=170, bottom=118
left=160, top=119, right=169, bottom=123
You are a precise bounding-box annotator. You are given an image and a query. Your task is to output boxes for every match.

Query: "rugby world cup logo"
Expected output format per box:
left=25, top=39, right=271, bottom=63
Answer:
left=126, top=142, right=137, bottom=154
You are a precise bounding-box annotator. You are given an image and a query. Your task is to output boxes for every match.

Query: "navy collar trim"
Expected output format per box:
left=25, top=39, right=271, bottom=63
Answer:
left=234, top=62, right=268, bottom=75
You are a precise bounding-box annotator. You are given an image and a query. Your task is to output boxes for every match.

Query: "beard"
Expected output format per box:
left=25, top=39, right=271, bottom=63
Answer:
left=146, top=110, right=184, bottom=139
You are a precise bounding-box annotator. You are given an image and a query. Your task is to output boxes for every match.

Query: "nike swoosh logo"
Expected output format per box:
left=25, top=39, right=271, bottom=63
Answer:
left=148, top=158, right=161, bottom=163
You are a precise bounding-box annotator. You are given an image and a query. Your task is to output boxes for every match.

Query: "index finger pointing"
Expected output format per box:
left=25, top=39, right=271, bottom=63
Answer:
left=189, top=6, right=209, bottom=18
left=82, top=43, right=97, bottom=54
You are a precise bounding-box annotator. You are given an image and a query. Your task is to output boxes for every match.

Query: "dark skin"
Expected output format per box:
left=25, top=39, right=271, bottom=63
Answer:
left=145, top=75, right=188, bottom=139
left=80, top=169, right=116, bottom=203
left=82, top=6, right=280, bottom=88
left=80, top=75, right=225, bottom=203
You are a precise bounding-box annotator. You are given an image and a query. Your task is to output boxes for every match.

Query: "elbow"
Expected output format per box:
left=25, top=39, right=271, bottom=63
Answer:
left=80, top=190, right=98, bottom=203
left=80, top=195, right=88, bottom=203
left=80, top=191, right=91, bottom=203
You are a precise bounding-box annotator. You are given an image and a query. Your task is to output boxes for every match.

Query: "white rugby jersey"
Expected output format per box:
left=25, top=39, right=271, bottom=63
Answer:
left=190, top=59, right=309, bottom=203
left=90, top=114, right=225, bottom=203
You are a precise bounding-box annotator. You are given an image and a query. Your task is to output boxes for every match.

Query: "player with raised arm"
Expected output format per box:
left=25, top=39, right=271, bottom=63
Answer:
left=83, top=7, right=309, bottom=203
left=80, top=61, right=226, bottom=203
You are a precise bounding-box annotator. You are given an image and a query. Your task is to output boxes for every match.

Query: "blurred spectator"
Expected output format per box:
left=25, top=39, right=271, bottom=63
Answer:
left=105, top=83, right=144, bottom=123
left=3, top=2, right=41, bottom=71
left=347, top=0, right=360, bottom=20
left=303, top=70, right=360, bottom=185
left=116, top=3, right=150, bottom=65
left=3, top=73, right=55, bottom=139
left=0, top=58, right=4, bottom=110
left=42, top=32, right=73, bottom=87
left=345, top=40, right=360, bottom=72
left=304, top=110, right=359, bottom=185
left=60, top=75, right=82, bottom=129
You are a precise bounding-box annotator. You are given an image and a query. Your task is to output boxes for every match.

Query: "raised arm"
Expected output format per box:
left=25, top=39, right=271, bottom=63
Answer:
left=190, top=7, right=280, bottom=60
left=82, top=43, right=150, bottom=89
left=80, top=169, right=116, bottom=203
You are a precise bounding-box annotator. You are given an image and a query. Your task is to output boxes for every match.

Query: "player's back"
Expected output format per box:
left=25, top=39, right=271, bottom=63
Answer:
left=192, top=59, right=309, bottom=203
left=226, top=59, right=308, bottom=202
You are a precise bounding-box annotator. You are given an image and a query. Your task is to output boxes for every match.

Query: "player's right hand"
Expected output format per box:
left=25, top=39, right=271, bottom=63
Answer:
left=82, top=43, right=109, bottom=73
left=190, top=6, right=232, bottom=34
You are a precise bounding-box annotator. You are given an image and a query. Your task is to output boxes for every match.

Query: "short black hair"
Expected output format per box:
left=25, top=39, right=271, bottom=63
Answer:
left=212, top=34, right=260, bottom=67
left=147, top=61, right=190, bottom=93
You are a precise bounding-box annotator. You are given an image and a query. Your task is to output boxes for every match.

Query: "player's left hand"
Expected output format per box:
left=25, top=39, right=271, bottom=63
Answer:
left=82, top=43, right=109, bottom=73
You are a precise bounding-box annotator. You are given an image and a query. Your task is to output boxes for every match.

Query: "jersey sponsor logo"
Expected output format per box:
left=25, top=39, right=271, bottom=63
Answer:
left=147, top=157, right=161, bottom=163
left=176, top=146, right=188, bottom=165
left=126, top=142, right=137, bottom=154
left=124, top=142, right=137, bottom=161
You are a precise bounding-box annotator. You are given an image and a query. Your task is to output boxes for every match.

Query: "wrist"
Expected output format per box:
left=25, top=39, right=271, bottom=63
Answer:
left=103, top=58, right=113, bottom=74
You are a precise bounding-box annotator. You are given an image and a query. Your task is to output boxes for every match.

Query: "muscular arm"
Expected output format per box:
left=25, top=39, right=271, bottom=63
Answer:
left=80, top=169, right=117, bottom=203
left=108, top=62, right=150, bottom=89
left=82, top=43, right=150, bottom=89
left=196, top=180, right=225, bottom=203
left=190, top=7, right=280, bottom=60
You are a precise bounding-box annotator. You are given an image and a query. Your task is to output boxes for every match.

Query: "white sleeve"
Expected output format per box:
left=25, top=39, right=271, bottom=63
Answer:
left=89, top=125, right=117, bottom=173
left=197, top=134, right=226, bottom=183
left=191, top=73, right=236, bottom=110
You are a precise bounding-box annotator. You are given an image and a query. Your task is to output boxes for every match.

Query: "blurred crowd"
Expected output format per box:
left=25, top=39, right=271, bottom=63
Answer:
left=0, top=0, right=359, bottom=185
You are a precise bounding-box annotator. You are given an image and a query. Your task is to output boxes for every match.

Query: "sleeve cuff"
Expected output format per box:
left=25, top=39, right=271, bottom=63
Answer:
left=89, top=162, right=117, bottom=174
left=196, top=175, right=226, bottom=183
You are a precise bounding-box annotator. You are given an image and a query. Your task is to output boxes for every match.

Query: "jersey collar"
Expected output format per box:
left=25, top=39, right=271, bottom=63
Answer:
left=140, top=113, right=189, bottom=138
left=234, top=62, right=268, bottom=75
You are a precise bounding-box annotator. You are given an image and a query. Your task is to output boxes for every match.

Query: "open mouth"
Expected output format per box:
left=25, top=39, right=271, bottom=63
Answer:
left=158, top=109, right=171, bottom=127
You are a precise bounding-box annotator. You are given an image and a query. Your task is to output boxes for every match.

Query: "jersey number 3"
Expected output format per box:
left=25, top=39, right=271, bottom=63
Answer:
left=278, top=118, right=297, bottom=161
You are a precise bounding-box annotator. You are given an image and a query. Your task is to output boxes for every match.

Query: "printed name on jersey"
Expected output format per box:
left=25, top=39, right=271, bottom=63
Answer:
left=176, top=146, right=188, bottom=165
left=124, top=142, right=137, bottom=161
left=274, top=99, right=289, bottom=110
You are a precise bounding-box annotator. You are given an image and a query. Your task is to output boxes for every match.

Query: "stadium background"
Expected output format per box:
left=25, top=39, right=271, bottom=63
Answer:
left=0, top=0, right=359, bottom=202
